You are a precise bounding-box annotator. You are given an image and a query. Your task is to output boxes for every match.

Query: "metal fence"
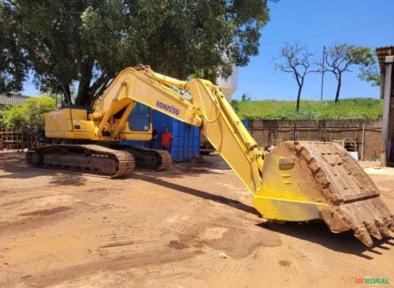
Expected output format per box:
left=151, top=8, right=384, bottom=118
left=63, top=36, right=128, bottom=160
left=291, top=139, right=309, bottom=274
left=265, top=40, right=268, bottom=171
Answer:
left=0, top=94, right=29, bottom=107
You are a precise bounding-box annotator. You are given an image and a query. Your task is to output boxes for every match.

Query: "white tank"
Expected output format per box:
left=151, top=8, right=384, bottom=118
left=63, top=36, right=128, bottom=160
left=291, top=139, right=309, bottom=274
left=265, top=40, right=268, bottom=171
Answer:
left=217, top=65, right=237, bottom=100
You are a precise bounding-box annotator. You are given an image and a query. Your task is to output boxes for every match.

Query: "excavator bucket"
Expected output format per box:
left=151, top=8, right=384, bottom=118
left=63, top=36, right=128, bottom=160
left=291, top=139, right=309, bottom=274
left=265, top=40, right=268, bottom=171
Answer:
left=253, top=141, right=394, bottom=247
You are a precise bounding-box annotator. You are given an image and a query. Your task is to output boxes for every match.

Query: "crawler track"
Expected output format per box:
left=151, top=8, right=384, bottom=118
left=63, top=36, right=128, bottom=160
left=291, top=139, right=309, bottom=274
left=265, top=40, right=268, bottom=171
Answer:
left=118, top=145, right=172, bottom=171
left=26, top=144, right=135, bottom=177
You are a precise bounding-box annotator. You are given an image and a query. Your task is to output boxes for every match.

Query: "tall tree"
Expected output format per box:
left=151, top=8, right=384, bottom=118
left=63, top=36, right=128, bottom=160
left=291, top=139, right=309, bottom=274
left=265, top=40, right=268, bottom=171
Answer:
left=0, top=0, right=273, bottom=105
left=276, top=43, right=317, bottom=112
left=0, top=2, right=27, bottom=93
left=324, top=44, right=375, bottom=102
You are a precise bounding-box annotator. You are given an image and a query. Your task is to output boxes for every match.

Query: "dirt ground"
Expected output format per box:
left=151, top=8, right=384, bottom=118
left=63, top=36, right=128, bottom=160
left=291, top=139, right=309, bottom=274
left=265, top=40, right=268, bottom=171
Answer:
left=0, top=151, right=393, bottom=288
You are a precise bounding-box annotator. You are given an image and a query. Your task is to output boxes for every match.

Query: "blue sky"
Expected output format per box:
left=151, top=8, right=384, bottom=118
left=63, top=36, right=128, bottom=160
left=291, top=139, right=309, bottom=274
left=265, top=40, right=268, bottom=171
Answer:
left=232, top=0, right=394, bottom=101
left=23, top=0, right=394, bottom=101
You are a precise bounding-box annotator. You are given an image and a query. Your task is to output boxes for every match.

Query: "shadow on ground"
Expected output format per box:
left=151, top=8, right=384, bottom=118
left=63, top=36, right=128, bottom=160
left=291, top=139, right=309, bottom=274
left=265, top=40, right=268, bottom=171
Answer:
left=0, top=154, right=87, bottom=186
left=133, top=173, right=259, bottom=216
left=261, top=221, right=394, bottom=259
left=138, top=154, right=232, bottom=179
left=135, top=173, right=393, bottom=259
left=49, top=173, right=87, bottom=186
left=0, top=152, right=229, bottom=181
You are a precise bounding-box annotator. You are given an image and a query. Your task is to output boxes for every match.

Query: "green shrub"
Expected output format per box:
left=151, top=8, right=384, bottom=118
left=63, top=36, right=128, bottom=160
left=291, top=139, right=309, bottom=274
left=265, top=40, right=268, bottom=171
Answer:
left=1, top=95, right=55, bottom=130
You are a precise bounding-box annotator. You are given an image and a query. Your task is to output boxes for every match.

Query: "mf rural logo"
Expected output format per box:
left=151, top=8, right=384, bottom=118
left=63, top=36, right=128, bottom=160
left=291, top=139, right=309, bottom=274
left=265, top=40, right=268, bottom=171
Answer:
left=354, top=277, right=390, bottom=285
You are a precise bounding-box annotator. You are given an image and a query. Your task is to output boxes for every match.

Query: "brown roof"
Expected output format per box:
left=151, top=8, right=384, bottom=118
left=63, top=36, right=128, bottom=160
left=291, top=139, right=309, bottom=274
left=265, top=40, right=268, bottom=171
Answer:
left=376, top=46, right=394, bottom=73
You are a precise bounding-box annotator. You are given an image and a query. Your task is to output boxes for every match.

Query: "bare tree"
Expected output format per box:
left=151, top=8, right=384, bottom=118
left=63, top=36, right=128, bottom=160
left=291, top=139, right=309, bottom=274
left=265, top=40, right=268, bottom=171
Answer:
left=277, top=43, right=318, bottom=111
left=324, top=44, right=375, bottom=102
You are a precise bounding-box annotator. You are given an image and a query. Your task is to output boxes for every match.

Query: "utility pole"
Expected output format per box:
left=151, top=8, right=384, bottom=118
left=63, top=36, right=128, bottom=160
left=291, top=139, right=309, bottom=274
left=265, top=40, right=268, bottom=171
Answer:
left=320, top=46, right=326, bottom=101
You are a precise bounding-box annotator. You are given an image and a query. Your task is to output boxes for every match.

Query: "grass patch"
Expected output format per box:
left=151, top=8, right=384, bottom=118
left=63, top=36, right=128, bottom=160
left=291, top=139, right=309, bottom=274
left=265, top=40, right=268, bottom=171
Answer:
left=236, top=98, right=383, bottom=120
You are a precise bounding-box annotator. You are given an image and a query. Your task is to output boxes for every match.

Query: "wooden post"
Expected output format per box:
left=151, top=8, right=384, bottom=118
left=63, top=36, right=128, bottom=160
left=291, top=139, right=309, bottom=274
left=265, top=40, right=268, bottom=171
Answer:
left=16, top=130, right=19, bottom=152
left=381, top=56, right=393, bottom=167
left=361, top=121, right=365, bottom=161
left=380, top=72, right=385, bottom=99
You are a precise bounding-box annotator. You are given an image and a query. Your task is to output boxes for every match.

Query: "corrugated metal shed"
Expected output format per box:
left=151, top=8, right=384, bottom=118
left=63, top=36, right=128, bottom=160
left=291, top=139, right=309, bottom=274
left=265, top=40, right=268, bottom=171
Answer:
left=0, top=94, right=29, bottom=106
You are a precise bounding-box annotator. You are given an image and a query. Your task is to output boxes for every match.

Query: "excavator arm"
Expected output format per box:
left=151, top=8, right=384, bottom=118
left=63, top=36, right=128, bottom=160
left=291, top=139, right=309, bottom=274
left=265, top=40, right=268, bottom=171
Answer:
left=91, top=66, right=394, bottom=246
left=91, top=66, right=265, bottom=193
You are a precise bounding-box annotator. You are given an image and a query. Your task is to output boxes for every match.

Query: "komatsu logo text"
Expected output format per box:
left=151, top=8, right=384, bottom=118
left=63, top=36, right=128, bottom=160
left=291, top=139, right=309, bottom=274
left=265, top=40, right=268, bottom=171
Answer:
left=156, top=101, right=180, bottom=116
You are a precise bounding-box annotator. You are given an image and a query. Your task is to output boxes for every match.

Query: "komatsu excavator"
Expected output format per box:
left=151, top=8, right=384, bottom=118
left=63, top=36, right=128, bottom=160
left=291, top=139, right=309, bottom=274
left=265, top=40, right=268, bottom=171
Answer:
left=26, top=65, right=394, bottom=247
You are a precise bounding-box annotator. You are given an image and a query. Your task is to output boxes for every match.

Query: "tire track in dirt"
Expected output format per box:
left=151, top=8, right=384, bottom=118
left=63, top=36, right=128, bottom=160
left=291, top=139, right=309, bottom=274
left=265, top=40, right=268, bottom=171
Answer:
left=20, top=246, right=202, bottom=288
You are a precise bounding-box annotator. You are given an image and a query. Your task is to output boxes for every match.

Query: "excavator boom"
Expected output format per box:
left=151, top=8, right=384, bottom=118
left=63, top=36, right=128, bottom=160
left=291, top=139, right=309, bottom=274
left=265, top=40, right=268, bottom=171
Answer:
left=30, top=66, right=393, bottom=246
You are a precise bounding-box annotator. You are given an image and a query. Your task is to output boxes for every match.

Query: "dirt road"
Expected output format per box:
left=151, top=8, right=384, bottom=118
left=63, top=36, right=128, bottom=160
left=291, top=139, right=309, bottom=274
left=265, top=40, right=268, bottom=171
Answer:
left=0, top=152, right=393, bottom=288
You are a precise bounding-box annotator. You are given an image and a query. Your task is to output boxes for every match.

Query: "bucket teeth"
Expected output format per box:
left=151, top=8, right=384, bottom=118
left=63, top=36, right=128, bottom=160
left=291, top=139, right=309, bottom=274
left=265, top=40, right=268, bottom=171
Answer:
left=365, top=222, right=382, bottom=240
left=354, top=227, right=373, bottom=247
left=389, top=221, right=394, bottom=233
left=282, top=142, right=394, bottom=247
left=336, top=200, right=394, bottom=246
left=376, top=220, right=392, bottom=238
left=384, top=217, right=394, bottom=233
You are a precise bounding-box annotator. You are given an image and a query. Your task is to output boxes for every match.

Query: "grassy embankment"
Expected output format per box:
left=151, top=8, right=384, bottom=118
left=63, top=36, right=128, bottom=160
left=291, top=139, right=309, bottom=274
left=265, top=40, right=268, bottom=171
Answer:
left=235, top=98, right=383, bottom=120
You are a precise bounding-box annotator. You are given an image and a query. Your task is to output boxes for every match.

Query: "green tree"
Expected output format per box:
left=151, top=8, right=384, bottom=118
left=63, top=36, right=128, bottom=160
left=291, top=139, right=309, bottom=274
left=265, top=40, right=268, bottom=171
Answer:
left=5, top=106, right=28, bottom=129
left=323, top=44, right=375, bottom=102
left=24, top=96, right=56, bottom=130
left=0, top=0, right=272, bottom=105
left=358, top=56, right=380, bottom=86
left=0, top=106, right=11, bottom=128
left=0, top=2, right=27, bottom=93
left=4, top=96, right=55, bottom=130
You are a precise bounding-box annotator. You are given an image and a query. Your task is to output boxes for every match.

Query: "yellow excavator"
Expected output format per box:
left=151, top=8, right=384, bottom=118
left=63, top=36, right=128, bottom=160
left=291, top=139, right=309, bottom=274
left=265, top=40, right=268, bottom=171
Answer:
left=26, top=65, right=393, bottom=247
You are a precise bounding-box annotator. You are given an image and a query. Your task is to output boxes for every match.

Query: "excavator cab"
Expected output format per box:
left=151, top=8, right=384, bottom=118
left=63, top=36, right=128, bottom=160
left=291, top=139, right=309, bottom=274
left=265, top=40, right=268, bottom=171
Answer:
left=127, top=103, right=152, bottom=133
